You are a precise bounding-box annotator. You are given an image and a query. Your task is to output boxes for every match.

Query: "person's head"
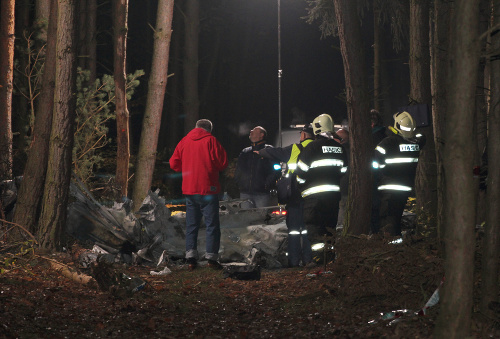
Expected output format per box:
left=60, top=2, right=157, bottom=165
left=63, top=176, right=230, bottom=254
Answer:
left=370, top=109, right=383, bottom=128
left=393, top=111, right=416, bottom=138
left=300, top=124, right=314, bottom=141
left=312, top=114, right=334, bottom=135
left=335, top=128, right=349, bottom=144
left=195, top=119, right=213, bottom=133
left=249, top=126, right=267, bottom=143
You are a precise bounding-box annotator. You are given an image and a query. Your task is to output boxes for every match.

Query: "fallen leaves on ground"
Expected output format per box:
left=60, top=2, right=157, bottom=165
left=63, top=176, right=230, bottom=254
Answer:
left=1, top=234, right=498, bottom=338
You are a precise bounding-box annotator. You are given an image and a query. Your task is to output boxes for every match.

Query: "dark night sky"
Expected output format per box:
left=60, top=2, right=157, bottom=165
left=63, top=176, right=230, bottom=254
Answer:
left=126, top=0, right=410, bottom=158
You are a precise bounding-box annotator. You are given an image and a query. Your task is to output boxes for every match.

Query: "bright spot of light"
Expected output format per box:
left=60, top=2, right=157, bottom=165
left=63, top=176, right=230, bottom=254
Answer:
left=389, top=237, right=403, bottom=244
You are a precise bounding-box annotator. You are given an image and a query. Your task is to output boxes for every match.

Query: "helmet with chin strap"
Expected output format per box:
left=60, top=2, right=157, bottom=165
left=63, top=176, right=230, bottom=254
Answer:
left=393, top=111, right=416, bottom=138
left=312, top=114, right=333, bottom=135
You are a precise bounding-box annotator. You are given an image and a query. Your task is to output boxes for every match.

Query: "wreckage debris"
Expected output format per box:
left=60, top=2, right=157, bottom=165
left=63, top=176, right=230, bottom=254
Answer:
left=222, top=263, right=261, bottom=281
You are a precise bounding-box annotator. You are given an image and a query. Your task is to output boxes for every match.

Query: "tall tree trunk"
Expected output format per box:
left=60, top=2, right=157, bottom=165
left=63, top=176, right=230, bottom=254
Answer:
left=37, top=0, right=77, bottom=250
left=474, top=0, right=491, bottom=228
left=480, top=0, right=500, bottom=315
left=87, top=0, right=97, bottom=84
left=132, top=0, right=174, bottom=209
left=113, top=0, right=130, bottom=201
left=34, top=0, right=51, bottom=125
left=333, top=0, right=372, bottom=235
left=164, top=9, right=182, bottom=151
left=13, top=0, right=31, bottom=173
left=77, top=0, right=88, bottom=70
left=430, top=0, right=451, bottom=245
left=13, top=0, right=58, bottom=234
left=434, top=0, right=480, bottom=337
left=183, top=0, right=200, bottom=133
left=373, top=1, right=381, bottom=112
left=410, top=0, right=437, bottom=227
left=0, top=0, right=15, bottom=180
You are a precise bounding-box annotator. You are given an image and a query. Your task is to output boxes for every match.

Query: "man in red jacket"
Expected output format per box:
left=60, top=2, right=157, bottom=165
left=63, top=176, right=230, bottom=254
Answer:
left=169, top=119, right=228, bottom=270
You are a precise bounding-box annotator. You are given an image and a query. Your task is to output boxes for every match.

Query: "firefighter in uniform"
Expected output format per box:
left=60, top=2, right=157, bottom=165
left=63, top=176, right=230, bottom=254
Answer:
left=256, top=124, right=315, bottom=267
left=373, top=111, right=425, bottom=236
left=294, top=114, right=348, bottom=256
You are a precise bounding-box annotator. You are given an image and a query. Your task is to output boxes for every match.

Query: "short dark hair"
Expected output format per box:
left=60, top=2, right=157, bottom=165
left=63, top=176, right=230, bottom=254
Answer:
left=370, top=109, right=383, bottom=126
left=196, top=119, right=213, bottom=132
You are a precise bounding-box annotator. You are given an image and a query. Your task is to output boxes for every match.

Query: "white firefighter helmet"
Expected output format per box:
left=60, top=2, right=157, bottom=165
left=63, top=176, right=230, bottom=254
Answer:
left=312, top=114, right=334, bottom=135
left=393, top=111, right=416, bottom=138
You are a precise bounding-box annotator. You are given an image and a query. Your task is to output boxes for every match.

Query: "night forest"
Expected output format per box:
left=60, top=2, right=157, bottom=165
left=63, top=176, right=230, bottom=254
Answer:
left=1, top=0, right=500, bottom=337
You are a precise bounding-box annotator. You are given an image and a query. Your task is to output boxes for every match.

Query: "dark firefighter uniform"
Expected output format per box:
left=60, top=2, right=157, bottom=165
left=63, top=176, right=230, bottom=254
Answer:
left=373, top=127, right=425, bottom=236
left=259, top=136, right=314, bottom=267
left=294, top=135, right=348, bottom=250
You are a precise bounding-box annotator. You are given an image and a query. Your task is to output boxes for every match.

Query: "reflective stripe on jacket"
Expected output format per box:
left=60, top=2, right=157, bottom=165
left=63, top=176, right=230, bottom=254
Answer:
left=294, top=136, right=347, bottom=198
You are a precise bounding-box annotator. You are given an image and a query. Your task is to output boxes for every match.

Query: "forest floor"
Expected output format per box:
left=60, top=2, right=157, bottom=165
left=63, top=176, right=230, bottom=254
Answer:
left=1, top=232, right=499, bottom=338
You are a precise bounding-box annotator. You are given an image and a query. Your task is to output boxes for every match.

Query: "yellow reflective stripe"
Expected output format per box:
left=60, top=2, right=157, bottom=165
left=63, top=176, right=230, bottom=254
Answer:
left=301, top=184, right=340, bottom=197
left=378, top=184, right=412, bottom=191
left=310, top=159, right=344, bottom=168
left=288, top=163, right=297, bottom=171
left=289, top=231, right=301, bottom=235
left=385, top=158, right=418, bottom=164
left=372, top=161, right=379, bottom=169
left=301, top=230, right=308, bottom=234
left=341, top=166, right=348, bottom=173
left=296, top=175, right=305, bottom=184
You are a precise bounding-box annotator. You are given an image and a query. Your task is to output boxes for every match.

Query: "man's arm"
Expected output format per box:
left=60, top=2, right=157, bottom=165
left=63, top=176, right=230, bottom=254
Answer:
left=169, top=144, right=182, bottom=172
left=255, top=145, right=292, bottom=163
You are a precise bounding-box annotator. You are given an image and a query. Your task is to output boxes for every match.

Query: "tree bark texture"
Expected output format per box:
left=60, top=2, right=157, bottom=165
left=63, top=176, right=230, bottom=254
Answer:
left=0, top=0, right=15, bottom=180
left=37, top=0, right=77, bottom=251
left=132, top=0, right=174, bottom=209
left=77, top=0, right=88, bottom=70
left=183, top=0, right=200, bottom=134
left=434, top=0, right=480, bottom=337
left=165, top=13, right=182, bottom=151
left=35, top=0, right=51, bottom=42
left=13, top=0, right=58, bottom=234
left=410, top=0, right=438, bottom=224
left=373, top=2, right=381, bottom=112
left=480, top=0, right=500, bottom=315
left=87, top=0, right=97, bottom=84
left=13, top=0, right=32, bottom=171
left=430, top=0, right=450, bottom=245
left=113, top=0, right=130, bottom=201
left=333, top=0, right=372, bottom=235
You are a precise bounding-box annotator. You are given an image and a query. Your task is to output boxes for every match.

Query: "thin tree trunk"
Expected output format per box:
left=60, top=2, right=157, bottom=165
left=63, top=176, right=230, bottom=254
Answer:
left=87, top=0, right=97, bottom=84
left=373, top=1, right=381, bottom=112
left=474, top=0, right=491, bottom=228
left=410, top=0, right=437, bottom=227
left=183, top=0, right=200, bottom=134
left=77, top=0, right=88, bottom=70
left=164, top=9, right=182, bottom=151
left=35, top=0, right=51, bottom=42
left=166, top=12, right=184, bottom=152
left=430, top=0, right=451, bottom=245
left=132, top=0, right=174, bottom=209
left=480, top=0, right=500, bottom=315
left=333, top=0, right=372, bottom=235
left=434, top=0, right=480, bottom=337
left=113, top=0, right=130, bottom=201
left=0, top=0, right=15, bottom=180
left=37, top=0, right=77, bottom=250
left=13, top=0, right=58, bottom=234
